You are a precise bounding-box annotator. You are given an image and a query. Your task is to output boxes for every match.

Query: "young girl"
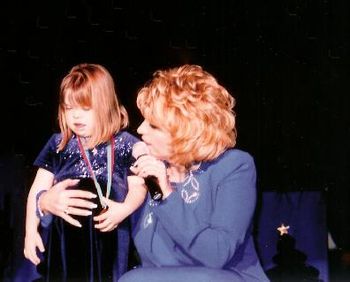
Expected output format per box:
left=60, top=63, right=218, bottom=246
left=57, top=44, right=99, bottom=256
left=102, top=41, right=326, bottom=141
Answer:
left=23, top=63, right=146, bottom=281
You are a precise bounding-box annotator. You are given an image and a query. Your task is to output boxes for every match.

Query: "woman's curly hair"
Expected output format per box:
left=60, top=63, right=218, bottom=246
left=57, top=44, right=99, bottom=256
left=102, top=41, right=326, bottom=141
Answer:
left=137, top=64, right=236, bottom=168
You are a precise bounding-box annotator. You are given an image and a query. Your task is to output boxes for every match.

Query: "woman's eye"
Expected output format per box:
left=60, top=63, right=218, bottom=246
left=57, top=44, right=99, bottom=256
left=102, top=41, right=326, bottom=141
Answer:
left=149, top=123, right=158, bottom=129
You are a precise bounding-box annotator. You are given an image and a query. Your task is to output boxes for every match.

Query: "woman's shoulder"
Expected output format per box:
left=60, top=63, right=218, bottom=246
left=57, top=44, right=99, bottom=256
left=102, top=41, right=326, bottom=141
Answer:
left=211, top=148, right=254, bottom=167
left=197, top=148, right=256, bottom=186
left=221, top=148, right=254, bottom=163
left=200, top=148, right=255, bottom=177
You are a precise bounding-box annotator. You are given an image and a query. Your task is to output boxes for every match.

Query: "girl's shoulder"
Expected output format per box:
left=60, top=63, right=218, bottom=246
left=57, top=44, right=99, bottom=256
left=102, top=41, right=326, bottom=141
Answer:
left=113, top=131, right=140, bottom=161
left=114, top=130, right=140, bottom=145
left=41, top=133, right=62, bottom=152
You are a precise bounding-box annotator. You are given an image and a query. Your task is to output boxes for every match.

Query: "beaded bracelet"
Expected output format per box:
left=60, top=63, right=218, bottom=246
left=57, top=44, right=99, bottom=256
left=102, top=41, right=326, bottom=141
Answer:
left=35, top=190, right=47, bottom=218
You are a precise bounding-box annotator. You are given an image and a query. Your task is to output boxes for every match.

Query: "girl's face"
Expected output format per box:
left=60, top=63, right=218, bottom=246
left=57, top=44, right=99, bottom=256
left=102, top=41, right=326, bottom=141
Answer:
left=64, top=102, right=96, bottom=138
left=137, top=119, right=172, bottom=161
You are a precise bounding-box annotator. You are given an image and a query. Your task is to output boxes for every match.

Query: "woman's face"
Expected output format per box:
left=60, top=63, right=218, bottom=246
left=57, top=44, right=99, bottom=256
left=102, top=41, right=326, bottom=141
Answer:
left=64, top=102, right=96, bottom=138
left=137, top=119, right=172, bottom=161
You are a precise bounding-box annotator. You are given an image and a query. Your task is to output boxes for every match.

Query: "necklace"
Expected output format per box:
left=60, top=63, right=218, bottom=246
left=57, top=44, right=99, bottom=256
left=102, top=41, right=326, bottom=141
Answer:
left=77, top=136, right=114, bottom=212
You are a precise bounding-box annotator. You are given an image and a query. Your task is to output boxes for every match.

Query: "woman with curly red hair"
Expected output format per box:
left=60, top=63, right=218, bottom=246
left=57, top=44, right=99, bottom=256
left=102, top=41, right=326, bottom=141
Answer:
left=120, top=65, right=268, bottom=281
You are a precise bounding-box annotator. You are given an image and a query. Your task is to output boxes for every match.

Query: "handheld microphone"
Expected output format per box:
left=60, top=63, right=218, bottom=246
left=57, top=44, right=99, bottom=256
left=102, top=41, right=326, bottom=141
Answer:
left=132, top=142, right=163, bottom=201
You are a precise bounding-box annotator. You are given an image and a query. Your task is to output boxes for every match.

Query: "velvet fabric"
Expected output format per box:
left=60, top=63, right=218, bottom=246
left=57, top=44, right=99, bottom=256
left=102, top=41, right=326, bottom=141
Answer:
left=13, top=131, right=138, bottom=282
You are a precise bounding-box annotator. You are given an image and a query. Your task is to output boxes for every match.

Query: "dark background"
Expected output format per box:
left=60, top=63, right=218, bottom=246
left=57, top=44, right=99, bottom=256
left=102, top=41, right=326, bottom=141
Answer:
left=1, top=0, right=349, bottom=190
left=0, top=0, right=349, bottom=280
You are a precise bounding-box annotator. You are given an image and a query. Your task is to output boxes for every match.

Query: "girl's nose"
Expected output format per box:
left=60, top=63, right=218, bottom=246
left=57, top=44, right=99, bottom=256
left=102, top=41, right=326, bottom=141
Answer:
left=72, top=109, right=81, bottom=118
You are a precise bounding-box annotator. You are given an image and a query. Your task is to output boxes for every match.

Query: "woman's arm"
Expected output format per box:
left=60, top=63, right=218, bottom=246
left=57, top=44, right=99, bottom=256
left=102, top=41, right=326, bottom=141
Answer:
left=154, top=152, right=257, bottom=268
left=38, top=178, right=97, bottom=227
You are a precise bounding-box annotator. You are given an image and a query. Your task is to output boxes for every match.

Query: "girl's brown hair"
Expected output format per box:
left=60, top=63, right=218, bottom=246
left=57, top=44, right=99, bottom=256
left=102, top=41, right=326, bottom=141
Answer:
left=57, top=63, right=128, bottom=150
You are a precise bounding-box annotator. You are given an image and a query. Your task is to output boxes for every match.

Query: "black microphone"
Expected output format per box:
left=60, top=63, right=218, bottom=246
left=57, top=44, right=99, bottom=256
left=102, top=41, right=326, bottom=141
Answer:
left=132, top=142, right=163, bottom=201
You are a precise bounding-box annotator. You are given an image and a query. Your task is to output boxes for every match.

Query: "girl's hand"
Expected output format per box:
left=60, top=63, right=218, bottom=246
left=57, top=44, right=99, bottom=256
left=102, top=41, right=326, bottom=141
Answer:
left=24, top=230, right=45, bottom=265
left=93, top=198, right=132, bottom=232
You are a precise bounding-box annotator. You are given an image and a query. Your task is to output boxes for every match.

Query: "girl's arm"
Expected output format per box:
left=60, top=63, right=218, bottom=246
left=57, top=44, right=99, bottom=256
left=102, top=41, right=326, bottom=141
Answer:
left=24, top=168, right=54, bottom=265
left=94, top=176, right=147, bottom=232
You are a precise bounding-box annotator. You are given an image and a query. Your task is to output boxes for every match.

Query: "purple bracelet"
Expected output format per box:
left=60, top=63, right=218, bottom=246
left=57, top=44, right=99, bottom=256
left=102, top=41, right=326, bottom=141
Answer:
left=35, top=190, right=47, bottom=218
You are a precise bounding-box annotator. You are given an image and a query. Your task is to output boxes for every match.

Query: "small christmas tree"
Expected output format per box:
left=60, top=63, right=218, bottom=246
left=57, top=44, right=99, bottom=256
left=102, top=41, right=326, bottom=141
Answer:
left=266, top=224, right=322, bottom=282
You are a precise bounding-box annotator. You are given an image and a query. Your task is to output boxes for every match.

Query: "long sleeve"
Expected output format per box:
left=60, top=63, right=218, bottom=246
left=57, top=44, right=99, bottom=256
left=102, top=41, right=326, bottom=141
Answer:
left=153, top=150, right=257, bottom=268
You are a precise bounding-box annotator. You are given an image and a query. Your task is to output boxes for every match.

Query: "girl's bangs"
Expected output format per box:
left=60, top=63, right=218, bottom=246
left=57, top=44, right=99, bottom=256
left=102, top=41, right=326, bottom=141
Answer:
left=63, top=88, right=92, bottom=108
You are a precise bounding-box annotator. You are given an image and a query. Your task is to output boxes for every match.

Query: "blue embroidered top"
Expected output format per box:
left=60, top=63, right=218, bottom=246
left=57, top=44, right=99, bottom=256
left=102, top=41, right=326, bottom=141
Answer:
left=132, top=148, right=269, bottom=281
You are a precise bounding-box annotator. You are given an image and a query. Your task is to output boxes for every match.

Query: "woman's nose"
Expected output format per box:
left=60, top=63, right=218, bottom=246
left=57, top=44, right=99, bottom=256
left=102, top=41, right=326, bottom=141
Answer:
left=137, top=120, right=146, bottom=135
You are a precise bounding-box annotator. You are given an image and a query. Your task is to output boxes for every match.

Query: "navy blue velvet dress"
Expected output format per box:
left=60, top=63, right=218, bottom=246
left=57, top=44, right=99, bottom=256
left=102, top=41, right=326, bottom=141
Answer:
left=33, top=131, right=139, bottom=282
